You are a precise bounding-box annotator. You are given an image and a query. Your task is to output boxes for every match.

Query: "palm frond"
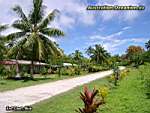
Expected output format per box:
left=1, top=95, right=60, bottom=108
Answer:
left=40, top=28, right=64, bottom=37
left=40, top=34, right=63, bottom=57
left=38, top=9, right=59, bottom=29
left=5, top=32, right=26, bottom=41
left=7, top=37, right=27, bottom=58
left=0, top=24, right=8, bottom=32
left=37, top=36, right=46, bottom=60
left=12, top=20, right=31, bottom=32
left=30, top=0, right=44, bottom=24
left=13, top=5, right=28, bottom=21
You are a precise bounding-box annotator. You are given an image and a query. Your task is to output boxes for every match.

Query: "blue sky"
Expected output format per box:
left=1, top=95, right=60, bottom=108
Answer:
left=0, top=0, right=150, bottom=56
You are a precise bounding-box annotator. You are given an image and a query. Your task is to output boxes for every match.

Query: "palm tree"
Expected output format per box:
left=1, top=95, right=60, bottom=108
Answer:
left=0, top=24, right=7, bottom=60
left=86, top=44, right=110, bottom=65
left=6, top=0, right=64, bottom=78
left=71, top=50, right=83, bottom=63
left=70, top=50, right=84, bottom=75
left=145, top=40, right=150, bottom=51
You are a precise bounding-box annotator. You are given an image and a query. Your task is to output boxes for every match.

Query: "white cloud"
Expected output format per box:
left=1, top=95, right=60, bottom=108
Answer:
left=88, top=27, right=149, bottom=54
left=122, top=26, right=131, bottom=30
left=130, top=38, right=149, bottom=43
left=89, top=30, right=124, bottom=41
left=0, top=0, right=95, bottom=31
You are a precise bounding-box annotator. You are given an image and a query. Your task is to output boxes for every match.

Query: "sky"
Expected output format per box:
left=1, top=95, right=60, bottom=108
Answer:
left=0, top=0, right=150, bottom=56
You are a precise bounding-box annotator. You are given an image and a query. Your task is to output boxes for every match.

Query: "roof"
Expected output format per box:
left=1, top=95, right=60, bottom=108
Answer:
left=0, top=60, right=48, bottom=66
left=51, top=63, right=78, bottom=67
left=63, top=63, right=78, bottom=67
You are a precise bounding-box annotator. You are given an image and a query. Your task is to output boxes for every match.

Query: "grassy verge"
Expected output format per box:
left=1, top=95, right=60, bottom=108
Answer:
left=99, top=64, right=150, bottom=113
left=0, top=71, right=89, bottom=92
left=12, top=76, right=109, bottom=113
left=12, top=64, right=150, bottom=113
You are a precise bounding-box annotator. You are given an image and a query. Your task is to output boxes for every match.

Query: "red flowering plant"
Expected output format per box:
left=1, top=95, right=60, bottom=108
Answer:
left=76, top=85, right=103, bottom=113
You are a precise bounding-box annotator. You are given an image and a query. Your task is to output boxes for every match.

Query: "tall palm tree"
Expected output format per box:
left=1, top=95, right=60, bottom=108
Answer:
left=6, top=0, right=64, bottom=77
left=86, top=44, right=110, bottom=65
left=71, top=50, right=83, bottom=63
left=145, top=40, right=150, bottom=51
left=71, top=50, right=83, bottom=75
left=0, top=24, right=7, bottom=60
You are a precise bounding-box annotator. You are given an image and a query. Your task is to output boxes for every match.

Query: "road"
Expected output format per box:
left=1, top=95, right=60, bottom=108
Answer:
left=0, top=67, right=125, bottom=113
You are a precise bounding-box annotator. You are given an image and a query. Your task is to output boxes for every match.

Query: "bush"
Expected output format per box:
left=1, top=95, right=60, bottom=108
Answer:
left=76, top=86, right=103, bottom=113
left=0, top=65, right=14, bottom=79
left=60, top=67, right=74, bottom=76
left=120, top=70, right=128, bottom=79
left=120, top=60, right=130, bottom=66
left=98, top=86, right=109, bottom=103
left=145, top=78, right=150, bottom=99
left=112, top=66, right=121, bottom=86
left=88, top=65, right=108, bottom=73
left=41, top=67, right=48, bottom=75
left=74, top=67, right=81, bottom=75
left=0, top=65, right=6, bottom=79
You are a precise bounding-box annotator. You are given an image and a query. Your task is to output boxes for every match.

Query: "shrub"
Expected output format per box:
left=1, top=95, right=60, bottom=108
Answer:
left=76, top=86, right=102, bottom=113
left=41, top=67, right=48, bottom=78
left=0, top=65, right=14, bottom=79
left=98, top=86, right=109, bottom=103
left=112, top=66, right=121, bottom=86
left=0, top=65, right=6, bottom=79
left=145, top=78, right=150, bottom=99
left=88, top=65, right=107, bottom=73
left=60, top=68, right=74, bottom=76
left=75, top=67, right=81, bottom=75
left=120, top=70, right=128, bottom=79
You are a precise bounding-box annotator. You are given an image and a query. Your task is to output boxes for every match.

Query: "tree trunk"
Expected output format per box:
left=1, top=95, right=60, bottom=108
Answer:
left=30, top=60, right=34, bottom=79
left=58, top=67, right=61, bottom=77
left=15, top=53, right=21, bottom=79
left=15, top=61, right=20, bottom=77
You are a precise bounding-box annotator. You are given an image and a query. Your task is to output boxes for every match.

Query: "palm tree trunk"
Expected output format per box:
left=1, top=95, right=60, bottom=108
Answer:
left=16, top=61, right=20, bottom=76
left=30, top=60, right=34, bottom=79
left=15, top=53, right=21, bottom=79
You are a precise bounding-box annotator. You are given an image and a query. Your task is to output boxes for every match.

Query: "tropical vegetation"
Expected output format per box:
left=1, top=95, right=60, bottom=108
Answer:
left=5, top=0, right=64, bottom=78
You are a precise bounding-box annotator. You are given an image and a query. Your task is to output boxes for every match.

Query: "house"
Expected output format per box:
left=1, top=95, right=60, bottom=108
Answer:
left=0, top=59, right=49, bottom=74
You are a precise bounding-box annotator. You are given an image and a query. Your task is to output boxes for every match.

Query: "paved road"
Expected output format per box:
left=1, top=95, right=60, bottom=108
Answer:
left=0, top=67, right=125, bottom=113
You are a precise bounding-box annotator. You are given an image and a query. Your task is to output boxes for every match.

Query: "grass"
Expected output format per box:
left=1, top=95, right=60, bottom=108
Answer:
left=99, top=64, right=150, bottom=113
left=12, top=76, right=109, bottom=113
left=12, top=64, right=150, bottom=113
left=0, top=71, right=88, bottom=92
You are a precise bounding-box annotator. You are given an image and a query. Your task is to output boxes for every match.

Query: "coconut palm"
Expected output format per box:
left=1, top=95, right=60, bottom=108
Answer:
left=86, top=44, right=110, bottom=65
left=6, top=0, right=64, bottom=77
left=71, top=50, right=83, bottom=62
left=145, top=40, right=150, bottom=51
left=0, top=24, right=7, bottom=60
left=70, top=50, right=84, bottom=75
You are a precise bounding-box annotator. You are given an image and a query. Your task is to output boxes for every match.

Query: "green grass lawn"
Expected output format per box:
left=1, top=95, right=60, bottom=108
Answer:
left=0, top=71, right=89, bottom=92
left=12, top=64, right=150, bottom=113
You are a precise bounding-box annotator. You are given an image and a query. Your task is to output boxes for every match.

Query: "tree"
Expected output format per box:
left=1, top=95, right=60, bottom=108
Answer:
left=126, top=45, right=144, bottom=57
left=145, top=40, right=150, bottom=51
left=6, top=0, right=64, bottom=78
left=70, top=50, right=84, bottom=75
left=126, top=45, right=145, bottom=66
left=86, top=44, right=110, bottom=65
left=0, top=24, right=7, bottom=60
left=71, top=50, right=83, bottom=63
left=0, top=24, right=8, bottom=80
